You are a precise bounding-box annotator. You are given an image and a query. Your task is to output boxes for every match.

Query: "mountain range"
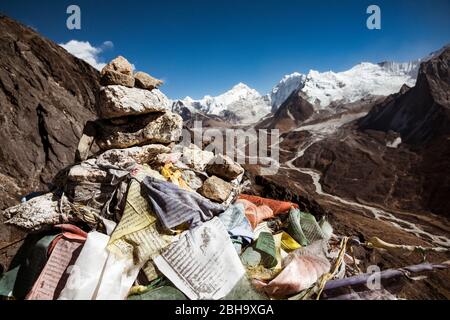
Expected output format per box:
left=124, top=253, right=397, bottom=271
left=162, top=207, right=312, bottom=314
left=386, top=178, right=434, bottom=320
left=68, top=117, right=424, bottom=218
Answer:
left=172, top=56, right=427, bottom=124
left=173, top=45, right=450, bottom=126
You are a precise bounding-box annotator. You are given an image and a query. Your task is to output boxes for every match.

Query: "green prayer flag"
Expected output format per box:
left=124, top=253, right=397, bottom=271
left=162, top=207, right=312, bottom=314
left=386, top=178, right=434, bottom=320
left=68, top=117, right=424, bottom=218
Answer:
left=254, top=232, right=277, bottom=269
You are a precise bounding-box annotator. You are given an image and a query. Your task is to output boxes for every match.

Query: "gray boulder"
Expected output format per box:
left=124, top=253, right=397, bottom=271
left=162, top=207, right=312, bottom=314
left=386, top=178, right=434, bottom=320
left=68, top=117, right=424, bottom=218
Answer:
left=101, top=56, right=133, bottom=76
left=199, top=176, right=233, bottom=203
left=96, top=85, right=170, bottom=119
left=206, top=154, right=244, bottom=181
left=100, top=70, right=135, bottom=87
left=134, top=71, right=163, bottom=90
left=3, top=193, right=76, bottom=232
left=96, top=111, right=183, bottom=150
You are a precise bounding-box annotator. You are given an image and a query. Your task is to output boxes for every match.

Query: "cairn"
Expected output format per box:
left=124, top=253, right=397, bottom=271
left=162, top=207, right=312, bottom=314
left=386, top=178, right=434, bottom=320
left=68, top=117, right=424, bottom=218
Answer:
left=3, top=56, right=244, bottom=233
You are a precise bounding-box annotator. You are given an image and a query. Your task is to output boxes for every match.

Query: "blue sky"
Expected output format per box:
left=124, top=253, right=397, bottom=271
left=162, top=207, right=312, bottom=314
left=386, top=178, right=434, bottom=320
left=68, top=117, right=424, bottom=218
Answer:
left=1, top=0, right=449, bottom=99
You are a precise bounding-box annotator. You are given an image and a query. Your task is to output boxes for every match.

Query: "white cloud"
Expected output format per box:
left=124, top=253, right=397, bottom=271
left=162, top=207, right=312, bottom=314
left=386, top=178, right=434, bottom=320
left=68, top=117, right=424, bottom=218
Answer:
left=101, top=41, right=114, bottom=50
left=59, top=40, right=114, bottom=71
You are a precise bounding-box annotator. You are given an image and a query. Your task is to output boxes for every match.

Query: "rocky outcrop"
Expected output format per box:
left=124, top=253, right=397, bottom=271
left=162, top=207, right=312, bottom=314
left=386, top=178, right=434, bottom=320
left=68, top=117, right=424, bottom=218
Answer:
left=100, top=70, right=135, bottom=88
left=2, top=193, right=76, bottom=232
left=102, top=56, right=133, bottom=76
left=257, top=89, right=314, bottom=132
left=96, top=145, right=171, bottom=168
left=0, top=15, right=100, bottom=210
left=175, top=144, right=215, bottom=172
left=100, top=56, right=164, bottom=92
left=2, top=50, right=246, bottom=233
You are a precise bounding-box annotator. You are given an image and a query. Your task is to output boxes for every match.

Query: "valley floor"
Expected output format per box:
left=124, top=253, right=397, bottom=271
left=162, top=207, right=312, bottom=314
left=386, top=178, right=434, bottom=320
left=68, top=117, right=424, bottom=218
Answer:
left=245, top=110, right=450, bottom=299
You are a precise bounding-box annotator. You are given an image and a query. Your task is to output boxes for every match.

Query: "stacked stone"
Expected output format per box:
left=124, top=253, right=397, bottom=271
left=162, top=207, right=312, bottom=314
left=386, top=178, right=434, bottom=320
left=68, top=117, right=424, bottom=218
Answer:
left=3, top=56, right=245, bottom=232
left=100, top=55, right=163, bottom=90
left=95, top=56, right=182, bottom=150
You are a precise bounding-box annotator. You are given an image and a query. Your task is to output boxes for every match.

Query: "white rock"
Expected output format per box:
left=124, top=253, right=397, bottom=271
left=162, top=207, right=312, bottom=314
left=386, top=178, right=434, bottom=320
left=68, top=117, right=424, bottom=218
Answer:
left=97, top=85, right=171, bottom=119
left=387, top=137, right=402, bottom=149
left=4, top=193, right=75, bottom=232
left=97, top=145, right=171, bottom=169
left=174, top=143, right=215, bottom=172
left=68, top=159, right=110, bottom=183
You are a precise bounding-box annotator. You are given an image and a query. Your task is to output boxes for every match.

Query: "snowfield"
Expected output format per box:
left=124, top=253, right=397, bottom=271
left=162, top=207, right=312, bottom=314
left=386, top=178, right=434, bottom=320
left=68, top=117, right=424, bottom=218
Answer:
left=300, top=61, right=419, bottom=109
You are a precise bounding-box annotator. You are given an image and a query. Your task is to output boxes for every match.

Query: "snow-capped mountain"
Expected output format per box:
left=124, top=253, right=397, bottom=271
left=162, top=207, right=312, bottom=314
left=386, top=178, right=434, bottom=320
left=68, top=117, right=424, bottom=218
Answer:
left=173, top=60, right=419, bottom=124
left=267, top=60, right=420, bottom=112
left=264, top=52, right=441, bottom=113
left=300, top=61, right=419, bottom=109
left=267, top=72, right=306, bottom=112
left=173, top=83, right=271, bottom=125
left=172, top=46, right=450, bottom=125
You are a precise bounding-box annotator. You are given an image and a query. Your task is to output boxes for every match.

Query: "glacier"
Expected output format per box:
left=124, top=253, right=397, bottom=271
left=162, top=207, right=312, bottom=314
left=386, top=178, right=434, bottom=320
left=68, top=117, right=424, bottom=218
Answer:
left=299, top=60, right=420, bottom=109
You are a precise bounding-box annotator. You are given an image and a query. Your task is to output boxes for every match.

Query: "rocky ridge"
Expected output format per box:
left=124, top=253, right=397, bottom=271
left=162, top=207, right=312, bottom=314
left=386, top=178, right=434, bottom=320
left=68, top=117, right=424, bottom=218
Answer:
left=0, top=15, right=101, bottom=210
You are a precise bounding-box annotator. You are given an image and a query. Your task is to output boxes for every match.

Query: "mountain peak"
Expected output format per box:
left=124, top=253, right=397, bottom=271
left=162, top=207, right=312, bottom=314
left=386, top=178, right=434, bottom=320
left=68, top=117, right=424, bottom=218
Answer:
left=230, top=82, right=253, bottom=92
left=180, top=44, right=446, bottom=124
left=175, top=82, right=270, bottom=124
left=422, top=43, right=450, bottom=62
left=281, top=72, right=304, bottom=81
left=268, top=73, right=307, bottom=111
left=359, top=44, right=450, bottom=146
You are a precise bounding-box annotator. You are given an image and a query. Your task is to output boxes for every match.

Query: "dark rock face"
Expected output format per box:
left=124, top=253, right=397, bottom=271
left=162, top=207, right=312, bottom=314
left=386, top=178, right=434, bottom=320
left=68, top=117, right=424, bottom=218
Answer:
left=257, top=89, right=314, bottom=132
left=292, top=48, right=450, bottom=217
left=356, top=48, right=450, bottom=216
left=260, top=48, right=450, bottom=220
left=359, top=48, right=450, bottom=145
left=0, top=15, right=100, bottom=210
left=294, top=129, right=427, bottom=214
